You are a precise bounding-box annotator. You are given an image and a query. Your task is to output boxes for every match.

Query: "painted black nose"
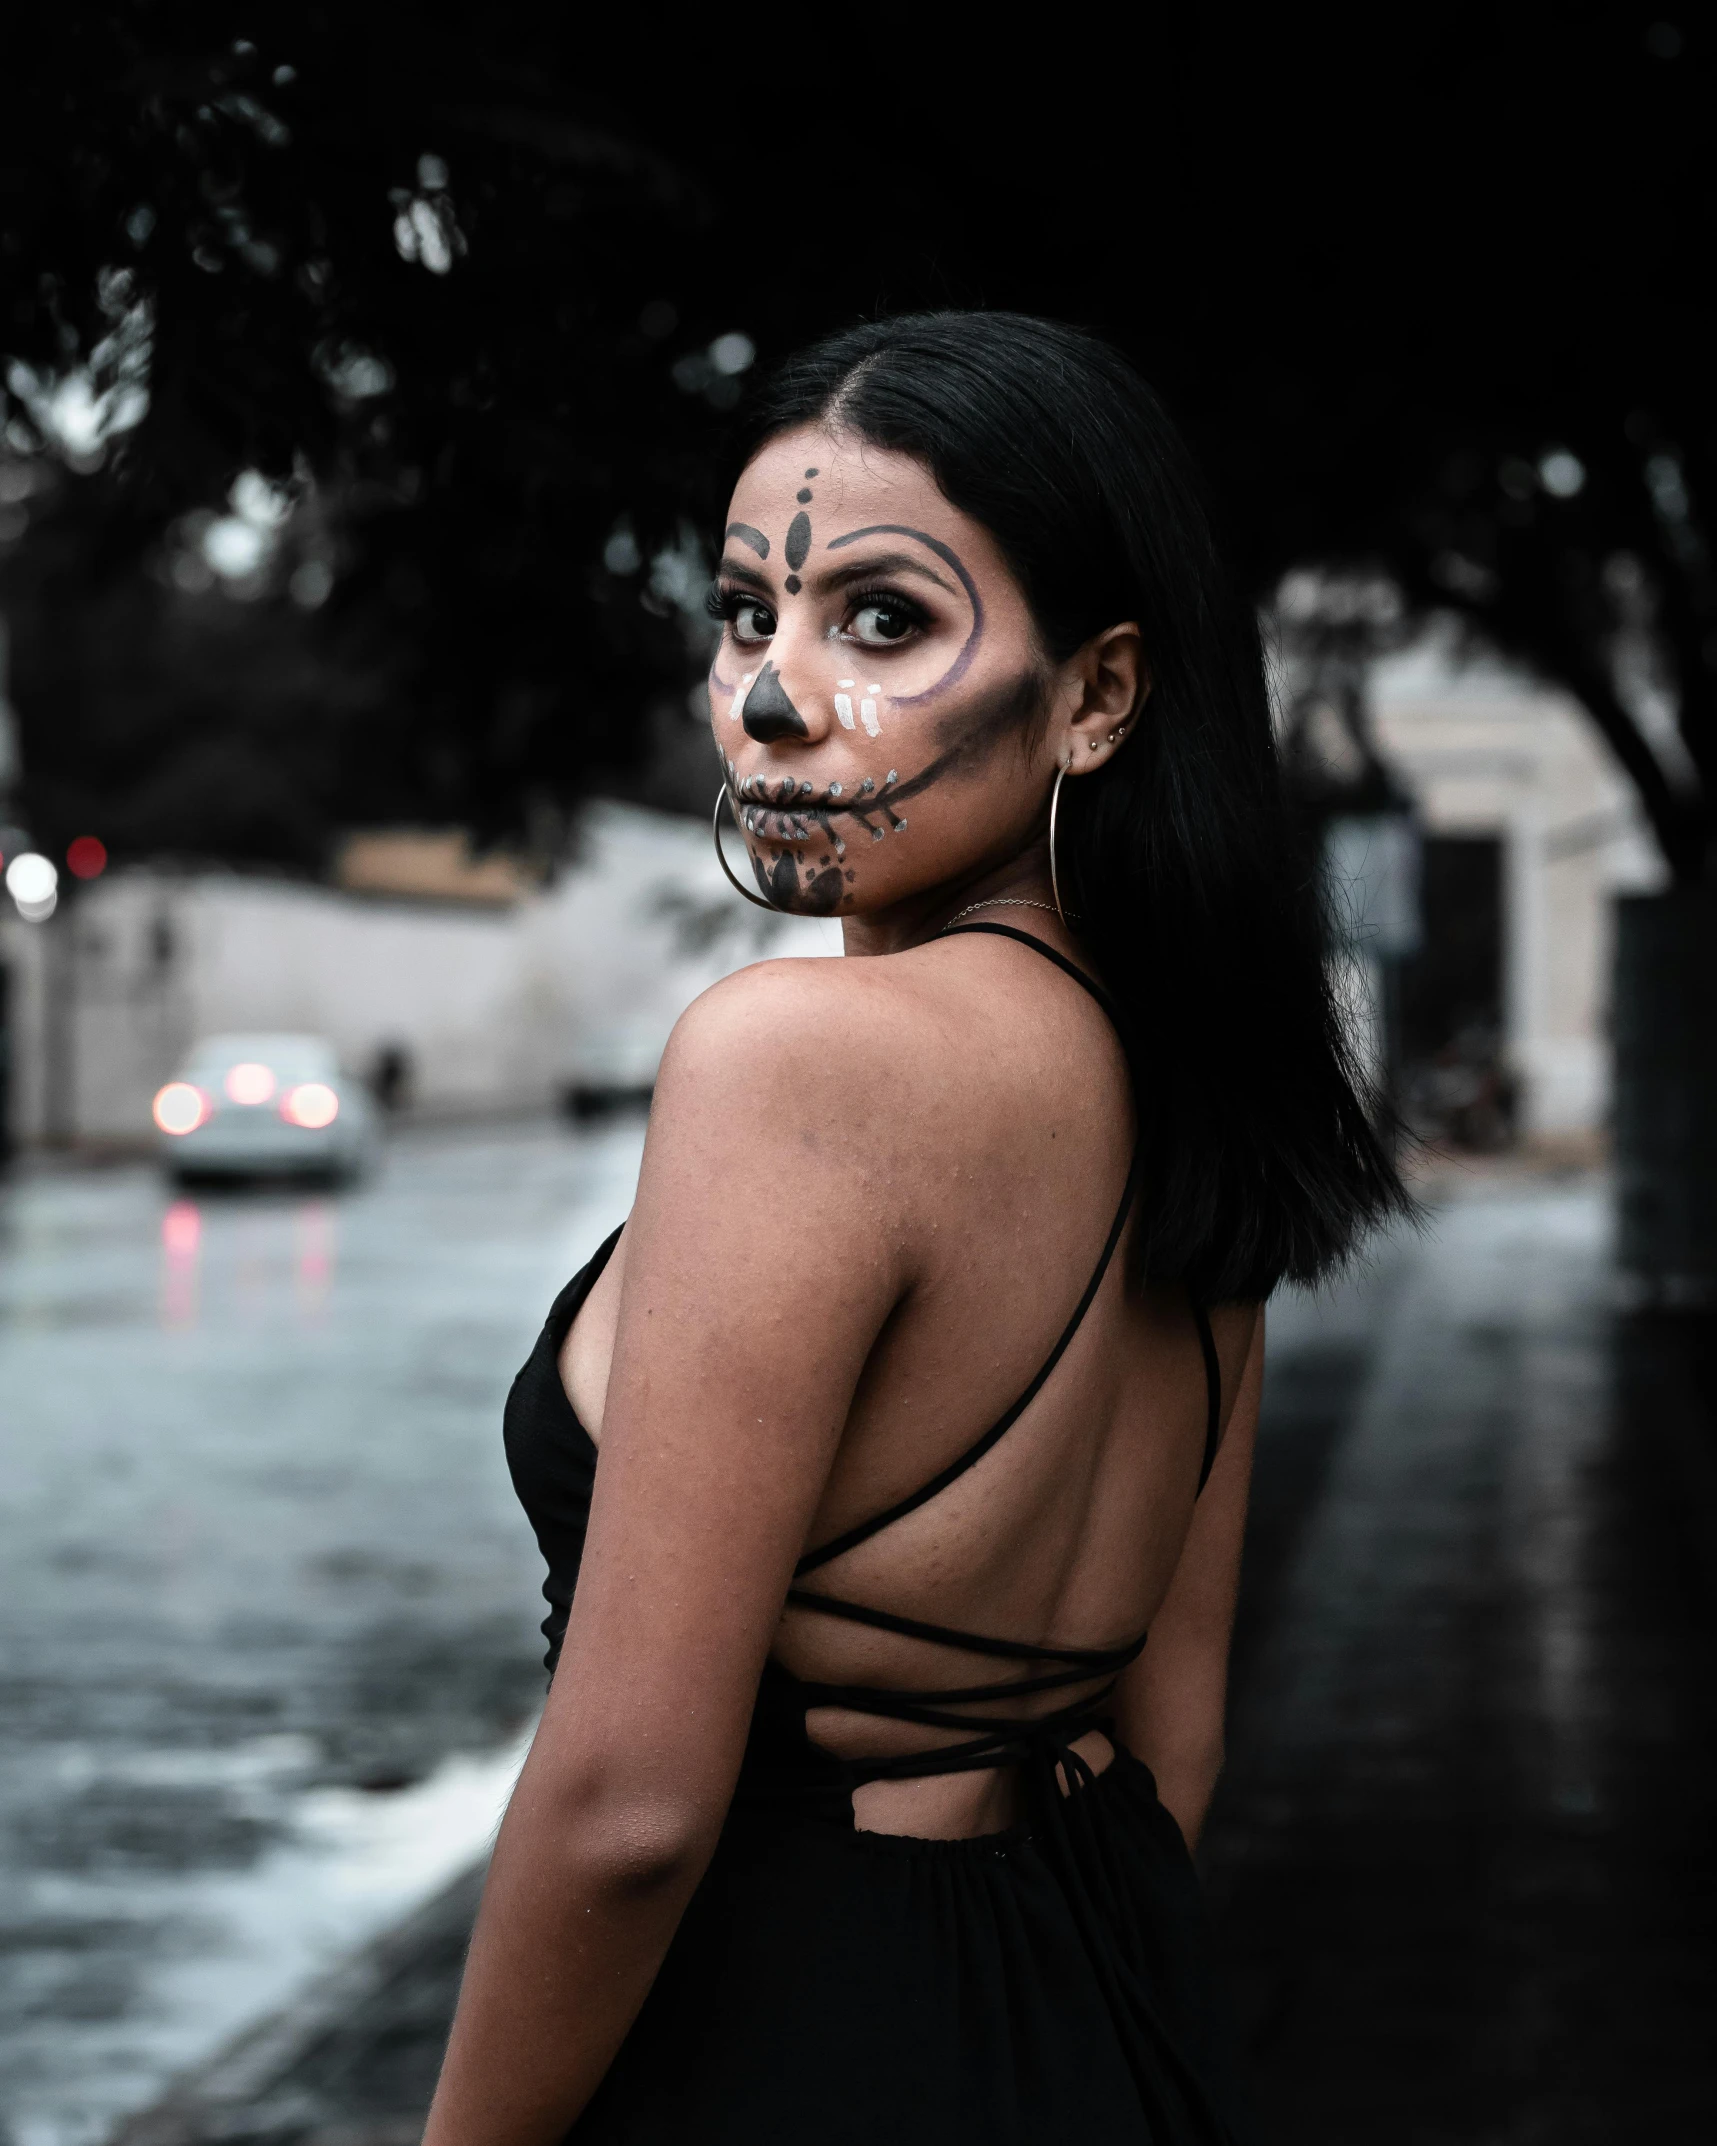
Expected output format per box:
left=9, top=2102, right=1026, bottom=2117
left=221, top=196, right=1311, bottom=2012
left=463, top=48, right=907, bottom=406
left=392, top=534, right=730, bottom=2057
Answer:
left=741, top=661, right=809, bottom=743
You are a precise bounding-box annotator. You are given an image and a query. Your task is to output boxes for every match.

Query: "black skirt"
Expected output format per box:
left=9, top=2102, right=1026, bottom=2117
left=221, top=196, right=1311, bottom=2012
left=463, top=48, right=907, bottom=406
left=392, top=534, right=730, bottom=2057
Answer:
left=573, top=1745, right=1258, bottom=2144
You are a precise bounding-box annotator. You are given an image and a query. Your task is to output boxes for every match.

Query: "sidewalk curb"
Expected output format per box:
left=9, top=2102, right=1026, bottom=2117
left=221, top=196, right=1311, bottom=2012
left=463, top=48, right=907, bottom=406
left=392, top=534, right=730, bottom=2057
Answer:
left=109, top=1862, right=483, bottom=2145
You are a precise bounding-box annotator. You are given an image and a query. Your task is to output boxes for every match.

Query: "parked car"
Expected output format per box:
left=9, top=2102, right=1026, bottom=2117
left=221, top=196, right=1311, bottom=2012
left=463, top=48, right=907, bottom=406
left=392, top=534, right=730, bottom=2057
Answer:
left=152, top=1033, right=379, bottom=1186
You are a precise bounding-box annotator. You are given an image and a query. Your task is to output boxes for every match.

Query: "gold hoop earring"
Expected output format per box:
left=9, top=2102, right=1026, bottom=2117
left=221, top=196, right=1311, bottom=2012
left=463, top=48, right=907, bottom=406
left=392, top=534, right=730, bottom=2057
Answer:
left=1048, top=760, right=1071, bottom=931
left=712, top=784, right=779, bottom=911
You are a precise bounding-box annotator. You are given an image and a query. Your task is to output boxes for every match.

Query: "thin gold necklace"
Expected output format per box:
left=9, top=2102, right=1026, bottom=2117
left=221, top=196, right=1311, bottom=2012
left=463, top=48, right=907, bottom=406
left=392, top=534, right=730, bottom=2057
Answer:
left=944, top=895, right=1069, bottom=928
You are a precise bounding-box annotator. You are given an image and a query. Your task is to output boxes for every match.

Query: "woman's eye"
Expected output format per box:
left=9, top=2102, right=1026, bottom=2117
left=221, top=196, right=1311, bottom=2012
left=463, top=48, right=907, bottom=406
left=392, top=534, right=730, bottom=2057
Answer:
left=731, top=602, right=776, bottom=644
left=848, top=600, right=920, bottom=646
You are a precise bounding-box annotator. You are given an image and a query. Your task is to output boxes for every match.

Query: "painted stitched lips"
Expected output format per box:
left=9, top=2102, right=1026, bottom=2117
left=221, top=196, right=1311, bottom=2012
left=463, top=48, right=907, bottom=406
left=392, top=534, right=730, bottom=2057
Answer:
left=728, top=765, right=908, bottom=852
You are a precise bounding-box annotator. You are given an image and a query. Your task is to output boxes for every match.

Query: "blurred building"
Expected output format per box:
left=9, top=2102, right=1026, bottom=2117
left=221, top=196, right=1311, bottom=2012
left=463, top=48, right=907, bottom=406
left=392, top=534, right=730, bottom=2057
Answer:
left=1373, top=637, right=1663, bottom=1148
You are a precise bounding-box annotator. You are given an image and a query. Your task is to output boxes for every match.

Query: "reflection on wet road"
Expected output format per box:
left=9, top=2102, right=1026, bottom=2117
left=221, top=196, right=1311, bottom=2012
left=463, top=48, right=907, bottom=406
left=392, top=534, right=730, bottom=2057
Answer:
left=0, top=1121, right=644, bottom=2145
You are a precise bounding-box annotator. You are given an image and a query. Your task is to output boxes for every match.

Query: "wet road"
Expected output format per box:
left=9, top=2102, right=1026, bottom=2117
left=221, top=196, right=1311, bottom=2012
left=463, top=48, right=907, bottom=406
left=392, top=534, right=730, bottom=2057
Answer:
left=1206, top=1169, right=1717, bottom=2141
left=7, top=1143, right=1715, bottom=2143
left=0, top=1121, right=644, bottom=2145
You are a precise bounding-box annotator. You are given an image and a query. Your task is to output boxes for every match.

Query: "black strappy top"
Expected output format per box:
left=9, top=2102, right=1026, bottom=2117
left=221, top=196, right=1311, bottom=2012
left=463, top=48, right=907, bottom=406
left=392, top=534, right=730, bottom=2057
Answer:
left=504, top=922, right=1221, bottom=1804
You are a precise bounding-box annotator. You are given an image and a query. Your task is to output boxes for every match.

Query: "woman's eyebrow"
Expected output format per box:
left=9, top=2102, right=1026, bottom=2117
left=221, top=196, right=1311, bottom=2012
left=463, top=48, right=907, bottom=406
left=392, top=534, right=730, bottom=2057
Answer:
left=815, top=551, right=958, bottom=597
left=717, top=558, right=773, bottom=590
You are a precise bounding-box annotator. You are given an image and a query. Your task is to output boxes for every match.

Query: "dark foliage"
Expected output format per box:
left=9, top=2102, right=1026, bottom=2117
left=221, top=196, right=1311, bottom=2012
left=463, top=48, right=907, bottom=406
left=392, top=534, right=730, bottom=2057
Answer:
left=0, top=7, right=737, bottom=863
left=1, top=8, right=1713, bottom=883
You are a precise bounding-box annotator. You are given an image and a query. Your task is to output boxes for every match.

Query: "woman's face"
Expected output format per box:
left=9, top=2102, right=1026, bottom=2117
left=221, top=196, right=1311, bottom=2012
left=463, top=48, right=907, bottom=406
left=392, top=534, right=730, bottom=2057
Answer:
left=708, top=426, right=1060, bottom=917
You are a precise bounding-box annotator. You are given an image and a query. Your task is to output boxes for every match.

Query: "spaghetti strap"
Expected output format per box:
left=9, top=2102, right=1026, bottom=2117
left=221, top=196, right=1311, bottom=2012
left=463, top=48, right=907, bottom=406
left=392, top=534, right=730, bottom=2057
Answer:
left=795, top=920, right=1136, bottom=1576
left=794, top=1150, right=1138, bottom=1575
left=940, top=919, right=1123, bottom=1022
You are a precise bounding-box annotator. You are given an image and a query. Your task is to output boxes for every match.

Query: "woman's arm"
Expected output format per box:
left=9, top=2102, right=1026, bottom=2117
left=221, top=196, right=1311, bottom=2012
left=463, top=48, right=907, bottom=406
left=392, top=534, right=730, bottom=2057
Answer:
left=424, top=962, right=914, bottom=2145
left=1115, top=1307, right=1264, bottom=1853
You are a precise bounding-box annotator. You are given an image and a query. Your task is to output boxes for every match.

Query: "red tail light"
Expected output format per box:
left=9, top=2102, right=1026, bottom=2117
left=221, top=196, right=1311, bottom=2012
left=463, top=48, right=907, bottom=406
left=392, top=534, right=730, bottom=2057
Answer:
left=153, top=1082, right=212, bottom=1135
left=280, top=1082, right=340, bottom=1130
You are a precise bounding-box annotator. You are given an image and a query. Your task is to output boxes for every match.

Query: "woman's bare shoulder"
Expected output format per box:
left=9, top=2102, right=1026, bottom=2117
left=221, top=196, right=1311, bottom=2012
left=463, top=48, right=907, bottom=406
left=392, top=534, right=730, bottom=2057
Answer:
left=617, top=956, right=972, bottom=1340
left=657, top=949, right=982, bottom=1125
left=647, top=937, right=1112, bottom=1231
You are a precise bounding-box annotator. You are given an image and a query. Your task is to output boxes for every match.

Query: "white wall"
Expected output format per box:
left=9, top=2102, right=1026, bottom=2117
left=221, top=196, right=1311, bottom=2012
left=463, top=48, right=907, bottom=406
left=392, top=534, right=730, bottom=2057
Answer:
left=2, top=803, right=839, bottom=1146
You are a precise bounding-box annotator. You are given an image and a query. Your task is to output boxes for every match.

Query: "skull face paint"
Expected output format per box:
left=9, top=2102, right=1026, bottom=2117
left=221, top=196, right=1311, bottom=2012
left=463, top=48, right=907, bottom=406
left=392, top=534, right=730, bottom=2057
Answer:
left=740, top=661, right=809, bottom=743
left=708, top=428, right=1055, bottom=919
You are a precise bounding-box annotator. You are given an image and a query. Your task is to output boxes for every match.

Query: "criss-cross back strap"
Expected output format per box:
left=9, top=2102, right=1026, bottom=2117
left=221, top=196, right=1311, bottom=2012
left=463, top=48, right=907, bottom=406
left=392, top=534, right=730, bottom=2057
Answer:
left=794, top=923, right=1135, bottom=1580
left=782, top=1585, right=1152, bottom=1781
left=784, top=1588, right=1146, bottom=1666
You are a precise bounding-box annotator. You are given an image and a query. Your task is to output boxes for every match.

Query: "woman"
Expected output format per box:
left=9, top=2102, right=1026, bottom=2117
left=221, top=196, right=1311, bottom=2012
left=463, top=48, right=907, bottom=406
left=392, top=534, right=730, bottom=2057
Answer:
left=425, top=313, right=1407, bottom=2143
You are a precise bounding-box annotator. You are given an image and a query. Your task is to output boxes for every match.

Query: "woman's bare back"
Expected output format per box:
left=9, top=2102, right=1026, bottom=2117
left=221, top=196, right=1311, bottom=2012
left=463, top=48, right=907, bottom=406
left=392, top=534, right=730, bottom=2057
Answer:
left=563, top=931, right=1260, bottom=1837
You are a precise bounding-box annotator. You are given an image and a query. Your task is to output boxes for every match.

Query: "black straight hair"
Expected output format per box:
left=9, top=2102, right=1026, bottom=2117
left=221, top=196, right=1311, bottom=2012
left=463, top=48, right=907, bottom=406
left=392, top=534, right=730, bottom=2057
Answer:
left=735, top=311, right=1411, bottom=1302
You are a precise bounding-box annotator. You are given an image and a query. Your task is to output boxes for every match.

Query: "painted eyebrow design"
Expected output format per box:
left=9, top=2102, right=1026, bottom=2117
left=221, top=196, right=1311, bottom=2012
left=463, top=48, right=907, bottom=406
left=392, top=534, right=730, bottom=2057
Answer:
left=725, top=522, right=769, bottom=559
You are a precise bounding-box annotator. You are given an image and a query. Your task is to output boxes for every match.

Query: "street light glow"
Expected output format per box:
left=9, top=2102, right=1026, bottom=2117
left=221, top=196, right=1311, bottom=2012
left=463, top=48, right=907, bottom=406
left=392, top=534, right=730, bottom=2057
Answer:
left=5, top=853, right=56, bottom=903
left=5, top=852, right=58, bottom=922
